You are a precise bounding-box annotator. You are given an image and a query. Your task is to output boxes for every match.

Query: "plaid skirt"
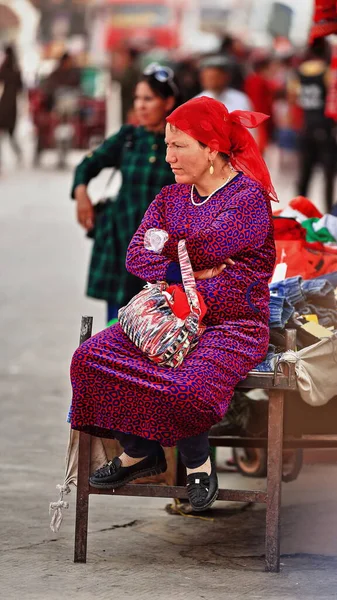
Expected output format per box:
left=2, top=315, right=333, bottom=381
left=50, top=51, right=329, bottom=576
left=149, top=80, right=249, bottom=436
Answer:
left=86, top=199, right=144, bottom=305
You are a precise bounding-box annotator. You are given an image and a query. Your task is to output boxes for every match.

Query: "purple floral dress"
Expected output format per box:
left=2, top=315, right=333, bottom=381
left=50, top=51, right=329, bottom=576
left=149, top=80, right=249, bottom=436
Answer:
left=70, top=173, right=276, bottom=445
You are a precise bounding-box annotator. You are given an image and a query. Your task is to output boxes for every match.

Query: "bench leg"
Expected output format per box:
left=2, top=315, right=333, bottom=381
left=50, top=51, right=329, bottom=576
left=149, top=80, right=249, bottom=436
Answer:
left=265, top=389, right=284, bottom=572
left=74, top=431, right=91, bottom=563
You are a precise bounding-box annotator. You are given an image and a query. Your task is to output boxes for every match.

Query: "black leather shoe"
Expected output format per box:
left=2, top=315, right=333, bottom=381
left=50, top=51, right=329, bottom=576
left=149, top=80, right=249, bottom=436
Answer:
left=89, top=447, right=167, bottom=490
left=186, top=457, right=219, bottom=512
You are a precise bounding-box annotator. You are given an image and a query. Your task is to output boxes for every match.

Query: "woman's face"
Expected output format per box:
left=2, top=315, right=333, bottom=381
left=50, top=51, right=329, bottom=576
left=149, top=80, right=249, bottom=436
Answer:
left=165, top=124, right=210, bottom=184
left=134, top=82, right=173, bottom=129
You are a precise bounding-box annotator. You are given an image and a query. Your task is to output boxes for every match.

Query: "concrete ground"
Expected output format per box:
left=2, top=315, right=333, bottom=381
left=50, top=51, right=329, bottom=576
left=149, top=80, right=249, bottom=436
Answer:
left=0, top=139, right=337, bottom=600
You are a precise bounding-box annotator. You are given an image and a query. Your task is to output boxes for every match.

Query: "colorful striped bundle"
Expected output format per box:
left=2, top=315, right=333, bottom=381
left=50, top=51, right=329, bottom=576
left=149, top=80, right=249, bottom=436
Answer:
left=118, top=240, right=206, bottom=368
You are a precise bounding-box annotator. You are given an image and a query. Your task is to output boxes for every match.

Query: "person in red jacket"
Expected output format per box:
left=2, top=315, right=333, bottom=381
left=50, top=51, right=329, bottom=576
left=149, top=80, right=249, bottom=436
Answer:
left=244, top=54, right=274, bottom=155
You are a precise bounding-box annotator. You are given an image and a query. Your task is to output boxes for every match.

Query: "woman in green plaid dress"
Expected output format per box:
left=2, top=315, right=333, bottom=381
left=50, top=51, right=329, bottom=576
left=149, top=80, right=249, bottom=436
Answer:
left=71, top=64, right=178, bottom=322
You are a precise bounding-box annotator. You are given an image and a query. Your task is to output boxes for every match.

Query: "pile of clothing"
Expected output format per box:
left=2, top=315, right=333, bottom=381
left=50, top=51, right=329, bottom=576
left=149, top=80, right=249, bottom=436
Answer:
left=273, top=196, right=337, bottom=280
left=253, top=196, right=337, bottom=372
left=255, top=272, right=337, bottom=372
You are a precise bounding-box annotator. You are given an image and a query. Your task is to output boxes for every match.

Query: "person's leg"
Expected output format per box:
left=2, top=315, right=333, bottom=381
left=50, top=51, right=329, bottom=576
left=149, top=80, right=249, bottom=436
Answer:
left=320, top=135, right=336, bottom=213
left=112, top=430, right=161, bottom=466
left=178, top=431, right=218, bottom=511
left=177, top=431, right=211, bottom=473
left=297, top=131, right=316, bottom=197
left=89, top=430, right=166, bottom=488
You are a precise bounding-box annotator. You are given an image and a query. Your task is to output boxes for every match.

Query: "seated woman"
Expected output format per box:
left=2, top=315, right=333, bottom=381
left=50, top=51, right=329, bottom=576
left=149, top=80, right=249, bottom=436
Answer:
left=69, top=96, right=277, bottom=512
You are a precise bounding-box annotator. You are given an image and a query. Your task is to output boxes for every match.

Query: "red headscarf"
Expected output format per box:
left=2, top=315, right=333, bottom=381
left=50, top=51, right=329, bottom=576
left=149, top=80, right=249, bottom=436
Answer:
left=166, top=96, right=278, bottom=201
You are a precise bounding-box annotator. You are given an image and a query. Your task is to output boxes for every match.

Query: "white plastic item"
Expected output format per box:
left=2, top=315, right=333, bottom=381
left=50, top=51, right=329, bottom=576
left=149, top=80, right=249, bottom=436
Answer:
left=144, top=228, right=169, bottom=253
left=271, top=262, right=288, bottom=284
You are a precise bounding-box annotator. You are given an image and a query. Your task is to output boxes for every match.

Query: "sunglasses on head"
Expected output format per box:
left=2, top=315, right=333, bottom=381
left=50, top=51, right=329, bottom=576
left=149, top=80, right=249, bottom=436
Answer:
left=143, top=62, right=178, bottom=96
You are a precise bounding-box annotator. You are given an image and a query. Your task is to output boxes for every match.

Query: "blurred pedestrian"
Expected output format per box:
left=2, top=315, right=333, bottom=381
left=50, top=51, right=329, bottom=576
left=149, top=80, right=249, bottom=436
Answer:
left=0, top=45, right=23, bottom=168
left=219, top=35, right=247, bottom=91
left=175, top=55, right=201, bottom=102
left=34, top=52, right=81, bottom=167
left=110, top=47, right=141, bottom=124
left=43, top=52, right=81, bottom=103
left=71, top=63, right=180, bottom=323
left=244, top=53, right=274, bottom=154
left=196, top=55, right=251, bottom=112
left=290, top=39, right=336, bottom=211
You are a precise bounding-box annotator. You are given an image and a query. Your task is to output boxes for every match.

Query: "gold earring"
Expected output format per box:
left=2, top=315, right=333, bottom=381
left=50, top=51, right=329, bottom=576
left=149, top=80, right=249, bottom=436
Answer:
left=210, top=162, right=214, bottom=175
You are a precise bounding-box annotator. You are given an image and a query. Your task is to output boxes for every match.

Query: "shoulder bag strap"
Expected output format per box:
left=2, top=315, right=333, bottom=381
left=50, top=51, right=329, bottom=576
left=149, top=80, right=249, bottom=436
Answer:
left=178, top=240, right=200, bottom=314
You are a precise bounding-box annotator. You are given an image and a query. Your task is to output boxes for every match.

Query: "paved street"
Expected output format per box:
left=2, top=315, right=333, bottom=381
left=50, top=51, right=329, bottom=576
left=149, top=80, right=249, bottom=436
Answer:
left=0, top=138, right=337, bottom=600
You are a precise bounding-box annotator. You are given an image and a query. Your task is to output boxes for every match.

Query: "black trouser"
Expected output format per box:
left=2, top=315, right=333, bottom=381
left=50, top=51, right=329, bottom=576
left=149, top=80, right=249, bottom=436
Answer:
left=112, top=430, right=210, bottom=469
left=297, top=124, right=337, bottom=212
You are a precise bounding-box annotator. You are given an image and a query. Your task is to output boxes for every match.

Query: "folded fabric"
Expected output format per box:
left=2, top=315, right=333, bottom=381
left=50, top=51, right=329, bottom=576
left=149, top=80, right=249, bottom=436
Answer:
left=302, top=278, right=337, bottom=309
left=289, top=196, right=323, bottom=219
left=165, top=285, right=207, bottom=321
left=301, top=304, right=337, bottom=328
left=269, top=294, right=295, bottom=328
left=269, top=273, right=337, bottom=330
left=323, top=243, right=337, bottom=252
left=312, top=270, right=337, bottom=289
left=312, top=214, right=337, bottom=242
left=277, top=206, right=308, bottom=222
left=301, top=218, right=336, bottom=243
left=273, top=216, right=307, bottom=240
left=274, top=238, right=337, bottom=280
left=270, top=276, right=305, bottom=307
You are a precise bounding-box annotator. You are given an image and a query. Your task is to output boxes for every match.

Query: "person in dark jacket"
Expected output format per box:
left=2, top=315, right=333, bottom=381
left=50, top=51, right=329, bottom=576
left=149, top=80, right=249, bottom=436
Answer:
left=34, top=52, right=81, bottom=166
left=0, top=45, right=23, bottom=168
left=43, top=52, right=81, bottom=104
left=289, top=39, right=336, bottom=211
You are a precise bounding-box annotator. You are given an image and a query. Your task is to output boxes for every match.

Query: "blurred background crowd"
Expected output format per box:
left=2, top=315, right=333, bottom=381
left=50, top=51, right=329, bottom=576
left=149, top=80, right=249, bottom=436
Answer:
left=0, top=0, right=337, bottom=211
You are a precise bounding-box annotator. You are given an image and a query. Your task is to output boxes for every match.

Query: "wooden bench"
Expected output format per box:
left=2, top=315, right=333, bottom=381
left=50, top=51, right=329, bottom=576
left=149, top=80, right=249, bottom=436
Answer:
left=72, top=317, right=330, bottom=572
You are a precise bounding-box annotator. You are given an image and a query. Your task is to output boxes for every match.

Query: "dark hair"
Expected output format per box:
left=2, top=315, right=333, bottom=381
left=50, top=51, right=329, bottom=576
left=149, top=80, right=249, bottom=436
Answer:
left=220, top=35, right=234, bottom=54
left=253, top=58, right=271, bottom=73
left=198, top=141, right=230, bottom=163
left=138, top=73, right=181, bottom=108
left=306, top=39, right=330, bottom=62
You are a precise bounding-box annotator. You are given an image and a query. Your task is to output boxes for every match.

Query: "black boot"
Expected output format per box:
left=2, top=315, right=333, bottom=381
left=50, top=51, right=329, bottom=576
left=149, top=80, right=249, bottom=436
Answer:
left=89, top=447, right=167, bottom=490
left=186, top=457, right=219, bottom=511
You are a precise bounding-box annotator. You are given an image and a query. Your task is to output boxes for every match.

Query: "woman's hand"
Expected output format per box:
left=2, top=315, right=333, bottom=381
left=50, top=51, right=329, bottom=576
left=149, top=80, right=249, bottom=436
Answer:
left=194, top=258, right=235, bottom=280
left=75, top=185, right=94, bottom=231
